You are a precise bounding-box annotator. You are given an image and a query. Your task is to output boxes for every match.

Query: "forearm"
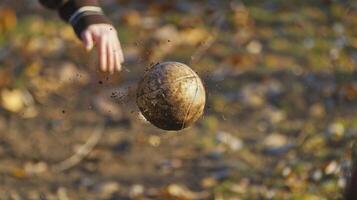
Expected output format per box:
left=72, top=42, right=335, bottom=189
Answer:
left=39, top=0, right=111, bottom=38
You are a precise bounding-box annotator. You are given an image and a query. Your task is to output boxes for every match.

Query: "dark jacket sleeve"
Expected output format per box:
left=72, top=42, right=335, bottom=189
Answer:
left=39, top=0, right=111, bottom=38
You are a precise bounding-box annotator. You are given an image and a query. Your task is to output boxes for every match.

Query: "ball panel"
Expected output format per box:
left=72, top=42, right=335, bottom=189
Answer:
left=183, top=79, right=205, bottom=127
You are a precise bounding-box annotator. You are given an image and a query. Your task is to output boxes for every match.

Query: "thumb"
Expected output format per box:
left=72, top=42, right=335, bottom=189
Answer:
left=81, top=30, right=94, bottom=51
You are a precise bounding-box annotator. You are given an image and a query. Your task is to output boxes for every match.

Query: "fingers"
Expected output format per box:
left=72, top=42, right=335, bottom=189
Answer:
left=81, top=30, right=94, bottom=51
left=114, top=37, right=124, bottom=71
left=117, top=38, right=125, bottom=63
left=114, top=44, right=122, bottom=71
left=99, top=36, right=107, bottom=72
left=107, top=42, right=115, bottom=74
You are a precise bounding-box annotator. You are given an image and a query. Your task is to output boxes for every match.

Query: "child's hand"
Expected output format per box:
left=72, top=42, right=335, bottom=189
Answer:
left=81, top=24, right=124, bottom=74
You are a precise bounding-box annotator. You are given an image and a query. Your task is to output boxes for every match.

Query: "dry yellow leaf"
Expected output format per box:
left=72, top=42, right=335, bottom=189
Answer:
left=232, top=5, right=251, bottom=27
left=180, top=28, right=210, bottom=46
left=1, top=89, right=25, bottom=113
left=0, top=7, right=17, bottom=33
left=121, top=10, right=141, bottom=26
left=11, top=168, right=27, bottom=178
left=26, top=60, right=43, bottom=77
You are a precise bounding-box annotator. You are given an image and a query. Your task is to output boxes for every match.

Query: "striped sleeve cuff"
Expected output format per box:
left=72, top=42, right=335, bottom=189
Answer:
left=58, top=1, right=111, bottom=39
left=68, top=6, right=103, bottom=26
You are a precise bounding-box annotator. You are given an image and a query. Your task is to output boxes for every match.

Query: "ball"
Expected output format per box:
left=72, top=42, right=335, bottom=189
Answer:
left=136, top=61, right=206, bottom=131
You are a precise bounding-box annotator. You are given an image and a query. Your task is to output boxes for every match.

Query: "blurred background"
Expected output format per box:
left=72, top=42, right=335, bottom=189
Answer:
left=0, top=0, right=357, bottom=199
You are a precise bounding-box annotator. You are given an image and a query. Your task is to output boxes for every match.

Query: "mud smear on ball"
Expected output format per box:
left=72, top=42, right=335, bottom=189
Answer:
left=136, top=62, right=206, bottom=131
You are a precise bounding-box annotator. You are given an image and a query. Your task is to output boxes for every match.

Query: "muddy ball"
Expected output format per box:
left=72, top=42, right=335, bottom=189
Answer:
left=136, top=62, right=206, bottom=130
